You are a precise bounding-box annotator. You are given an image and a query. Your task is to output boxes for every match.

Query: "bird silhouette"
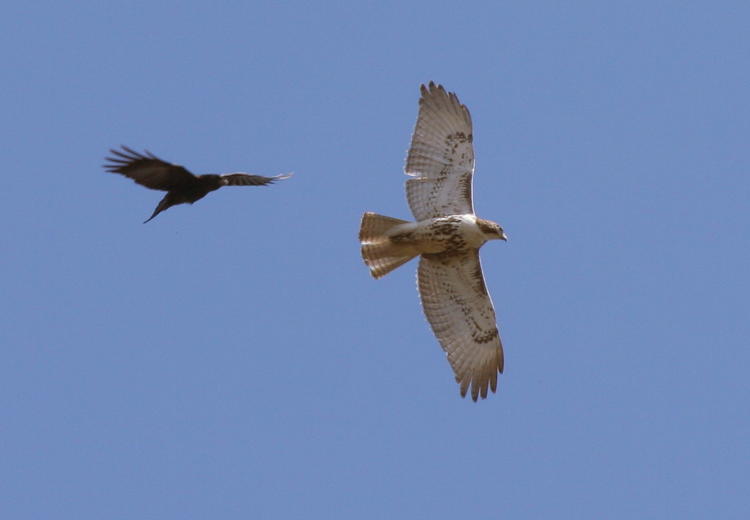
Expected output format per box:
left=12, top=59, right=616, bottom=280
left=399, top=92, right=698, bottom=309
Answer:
left=104, top=146, right=291, bottom=222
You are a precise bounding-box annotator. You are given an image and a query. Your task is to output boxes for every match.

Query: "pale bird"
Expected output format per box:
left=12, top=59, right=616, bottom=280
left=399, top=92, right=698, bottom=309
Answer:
left=359, top=82, right=508, bottom=401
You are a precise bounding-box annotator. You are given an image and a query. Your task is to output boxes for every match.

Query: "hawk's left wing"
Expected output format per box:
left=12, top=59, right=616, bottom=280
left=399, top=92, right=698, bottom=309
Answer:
left=405, top=82, right=475, bottom=221
left=417, top=250, right=503, bottom=401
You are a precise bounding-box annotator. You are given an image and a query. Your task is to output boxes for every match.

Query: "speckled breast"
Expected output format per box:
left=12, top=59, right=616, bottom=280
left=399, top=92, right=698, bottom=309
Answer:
left=389, top=215, right=485, bottom=256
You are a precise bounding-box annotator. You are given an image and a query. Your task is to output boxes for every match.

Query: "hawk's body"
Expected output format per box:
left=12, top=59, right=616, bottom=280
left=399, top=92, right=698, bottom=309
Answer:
left=388, top=215, right=500, bottom=254
left=104, top=146, right=291, bottom=222
left=359, top=82, right=507, bottom=401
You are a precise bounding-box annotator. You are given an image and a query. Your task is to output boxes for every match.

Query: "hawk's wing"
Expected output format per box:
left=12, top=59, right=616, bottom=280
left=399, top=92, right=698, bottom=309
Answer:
left=104, top=146, right=195, bottom=191
left=220, top=172, right=292, bottom=186
left=405, top=82, right=475, bottom=221
left=418, top=250, right=503, bottom=401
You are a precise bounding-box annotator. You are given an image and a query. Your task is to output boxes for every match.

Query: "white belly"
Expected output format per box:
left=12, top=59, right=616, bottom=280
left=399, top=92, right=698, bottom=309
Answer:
left=388, top=214, right=486, bottom=255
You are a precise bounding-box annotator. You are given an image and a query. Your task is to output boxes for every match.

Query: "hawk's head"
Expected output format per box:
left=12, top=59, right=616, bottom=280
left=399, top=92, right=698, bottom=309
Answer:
left=476, top=218, right=508, bottom=242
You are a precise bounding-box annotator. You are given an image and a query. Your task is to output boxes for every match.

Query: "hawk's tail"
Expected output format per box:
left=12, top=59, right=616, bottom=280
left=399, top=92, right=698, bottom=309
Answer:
left=359, top=212, right=417, bottom=279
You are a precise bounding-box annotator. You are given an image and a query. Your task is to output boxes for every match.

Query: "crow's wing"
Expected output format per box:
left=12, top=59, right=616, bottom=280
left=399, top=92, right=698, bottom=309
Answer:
left=105, top=146, right=195, bottom=191
left=220, top=172, right=293, bottom=186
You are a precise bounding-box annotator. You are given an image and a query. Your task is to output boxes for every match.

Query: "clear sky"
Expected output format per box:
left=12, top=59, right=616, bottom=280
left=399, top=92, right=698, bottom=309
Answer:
left=2, top=1, right=749, bottom=518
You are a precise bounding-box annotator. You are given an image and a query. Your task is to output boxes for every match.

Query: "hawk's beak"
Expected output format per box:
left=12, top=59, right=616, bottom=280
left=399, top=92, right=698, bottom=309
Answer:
left=500, top=231, right=508, bottom=241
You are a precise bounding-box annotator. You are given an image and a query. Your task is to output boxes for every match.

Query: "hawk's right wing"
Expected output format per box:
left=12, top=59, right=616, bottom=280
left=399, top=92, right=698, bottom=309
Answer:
left=417, top=249, right=503, bottom=401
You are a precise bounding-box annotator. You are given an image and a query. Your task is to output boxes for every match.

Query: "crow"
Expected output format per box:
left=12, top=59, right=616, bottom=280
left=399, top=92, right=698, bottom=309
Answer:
left=104, top=146, right=291, bottom=222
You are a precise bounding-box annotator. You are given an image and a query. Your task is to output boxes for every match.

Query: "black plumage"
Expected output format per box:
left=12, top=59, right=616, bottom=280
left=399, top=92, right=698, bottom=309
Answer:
left=104, top=146, right=291, bottom=222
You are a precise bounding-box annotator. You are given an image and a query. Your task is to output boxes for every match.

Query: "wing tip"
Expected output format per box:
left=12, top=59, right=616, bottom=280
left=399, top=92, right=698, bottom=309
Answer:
left=417, top=81, right=471, bottom=124
left=421, top=80, right=444, bottom=94
left=104, top=145, right=155, bottom=168
left=456, top=347, right=504, bottom=402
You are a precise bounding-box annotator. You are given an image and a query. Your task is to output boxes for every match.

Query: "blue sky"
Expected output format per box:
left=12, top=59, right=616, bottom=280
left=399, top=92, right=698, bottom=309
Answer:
left=2, top=1, right=749, bottom=518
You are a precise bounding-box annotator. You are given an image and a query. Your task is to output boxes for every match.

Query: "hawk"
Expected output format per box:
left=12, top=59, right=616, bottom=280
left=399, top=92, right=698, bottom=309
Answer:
left=104, top=146, right=291, bottom=222
left=359, top=82, right=508, bottom=401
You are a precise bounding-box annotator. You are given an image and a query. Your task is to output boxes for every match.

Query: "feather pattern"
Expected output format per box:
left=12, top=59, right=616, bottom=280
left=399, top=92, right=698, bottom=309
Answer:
left=417, top=250, right=503, bottom=401
left=405, top=81, right=475, bottom=221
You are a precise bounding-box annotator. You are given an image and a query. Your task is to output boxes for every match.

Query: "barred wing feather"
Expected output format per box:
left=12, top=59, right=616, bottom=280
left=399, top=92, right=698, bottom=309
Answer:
left=417, top=250, right=504, bottom=401
left=405, top=82, right=475, bottom=220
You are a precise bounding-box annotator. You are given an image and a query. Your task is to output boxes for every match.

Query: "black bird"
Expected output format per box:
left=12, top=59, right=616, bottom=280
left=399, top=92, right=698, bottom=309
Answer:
left=104, top=146, right=291, bottom=222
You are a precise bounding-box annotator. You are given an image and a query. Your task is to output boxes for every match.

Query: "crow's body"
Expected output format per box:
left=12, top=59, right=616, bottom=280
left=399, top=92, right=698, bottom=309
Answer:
left=104, top=146, right=290, bottom=222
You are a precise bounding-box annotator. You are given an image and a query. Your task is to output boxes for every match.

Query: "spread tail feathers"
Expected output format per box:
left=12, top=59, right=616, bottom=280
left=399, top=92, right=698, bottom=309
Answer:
left=359, top=212, right=417, bottom=278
